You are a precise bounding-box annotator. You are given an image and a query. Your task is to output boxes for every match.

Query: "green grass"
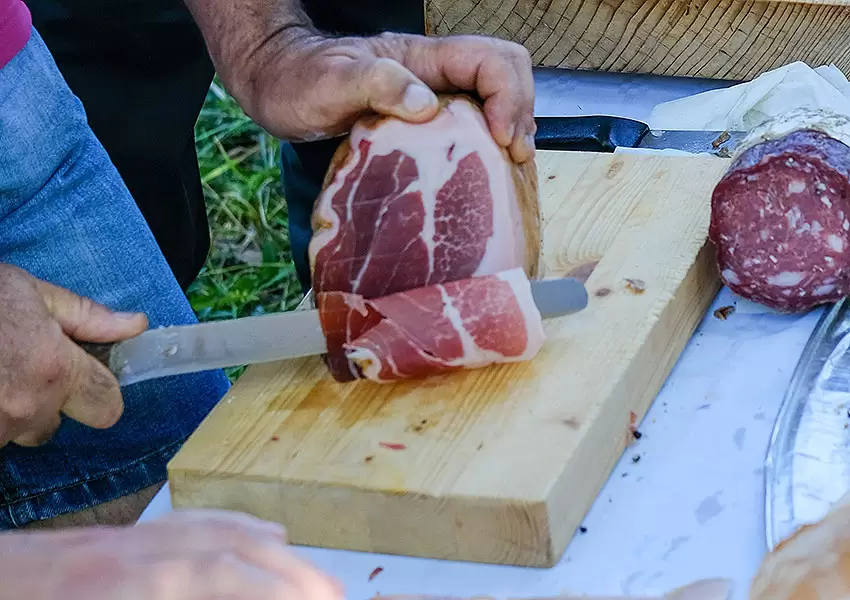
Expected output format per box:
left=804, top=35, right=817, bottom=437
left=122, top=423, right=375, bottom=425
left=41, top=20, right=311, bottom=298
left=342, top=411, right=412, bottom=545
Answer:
left=188, top=79, right=303, bottom=380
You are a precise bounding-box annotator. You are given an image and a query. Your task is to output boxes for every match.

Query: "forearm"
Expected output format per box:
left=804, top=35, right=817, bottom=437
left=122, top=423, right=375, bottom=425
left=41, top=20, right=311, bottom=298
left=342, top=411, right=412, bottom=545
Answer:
left=183, top=0, right=319, bottom=111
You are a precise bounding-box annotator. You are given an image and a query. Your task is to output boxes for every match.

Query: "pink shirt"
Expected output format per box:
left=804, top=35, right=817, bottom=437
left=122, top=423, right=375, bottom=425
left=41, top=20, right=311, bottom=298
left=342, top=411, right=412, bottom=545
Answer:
left=0, top=0, right=31, bottom=69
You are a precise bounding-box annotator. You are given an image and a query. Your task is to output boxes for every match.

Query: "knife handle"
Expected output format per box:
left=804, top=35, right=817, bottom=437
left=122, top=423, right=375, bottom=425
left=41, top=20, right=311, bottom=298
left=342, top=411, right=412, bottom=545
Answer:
left=77, top=341, right=117, bottom=373
left=534, top=115, right=650, bottom=152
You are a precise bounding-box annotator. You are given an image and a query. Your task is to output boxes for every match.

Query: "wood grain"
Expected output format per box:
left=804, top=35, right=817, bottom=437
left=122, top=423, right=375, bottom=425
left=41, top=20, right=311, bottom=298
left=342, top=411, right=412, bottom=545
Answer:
left=425, top=0, right=850, bottom=80
left=168, top=151, right=729, bottom=567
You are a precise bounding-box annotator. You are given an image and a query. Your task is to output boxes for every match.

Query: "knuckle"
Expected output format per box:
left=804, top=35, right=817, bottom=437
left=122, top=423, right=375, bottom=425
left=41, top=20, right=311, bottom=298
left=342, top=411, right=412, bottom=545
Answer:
left=369, top=57, right=403, bottom=87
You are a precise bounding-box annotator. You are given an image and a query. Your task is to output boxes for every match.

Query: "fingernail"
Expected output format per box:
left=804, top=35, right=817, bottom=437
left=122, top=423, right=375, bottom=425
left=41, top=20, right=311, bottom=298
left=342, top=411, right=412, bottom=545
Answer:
left=506, top=123, right=516, bottom=143
left=403, top=84, right=437, bottom=114
left=525, top=132, right=536, bottom=150
left=114, top=312, right=141, bottom=320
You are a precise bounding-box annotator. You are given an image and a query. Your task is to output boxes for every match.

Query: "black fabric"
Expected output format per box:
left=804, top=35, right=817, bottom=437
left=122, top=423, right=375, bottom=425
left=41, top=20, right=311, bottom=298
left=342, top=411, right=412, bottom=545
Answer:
left=284, top=0, right=425, bottom=292
left=27, top=0, right=425, bottom=292
left=28, top=0, right=215, bottom=290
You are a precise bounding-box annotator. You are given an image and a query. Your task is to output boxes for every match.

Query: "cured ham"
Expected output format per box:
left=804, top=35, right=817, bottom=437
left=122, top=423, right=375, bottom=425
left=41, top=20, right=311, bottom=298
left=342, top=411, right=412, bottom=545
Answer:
left=308, top=94, right=542, bottom=381
left=710, top=108, right=850, bottom=313
left=316, top=268, right=545, bottom=383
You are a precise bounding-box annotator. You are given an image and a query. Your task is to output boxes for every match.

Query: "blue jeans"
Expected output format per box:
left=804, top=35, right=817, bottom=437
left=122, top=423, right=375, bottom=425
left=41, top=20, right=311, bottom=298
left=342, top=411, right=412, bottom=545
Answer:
left=0, top=29, right=231, bottom=529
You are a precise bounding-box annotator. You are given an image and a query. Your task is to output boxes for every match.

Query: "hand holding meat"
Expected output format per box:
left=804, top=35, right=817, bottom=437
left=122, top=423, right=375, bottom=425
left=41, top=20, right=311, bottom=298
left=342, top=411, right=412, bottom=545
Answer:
left=186, top=0, right=535, bottom=164
left=0, top=509, right=345, bottom=600
left=244, top=33, right=536, bottom=163
left=0, top=264, right=147, bottom=448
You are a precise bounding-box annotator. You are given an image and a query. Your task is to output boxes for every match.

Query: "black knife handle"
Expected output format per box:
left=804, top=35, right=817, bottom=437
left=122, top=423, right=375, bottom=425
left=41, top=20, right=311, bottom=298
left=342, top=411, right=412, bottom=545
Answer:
left=533, top=115, right=650, bottom=152
left=77, top=340, right=117, bottom=373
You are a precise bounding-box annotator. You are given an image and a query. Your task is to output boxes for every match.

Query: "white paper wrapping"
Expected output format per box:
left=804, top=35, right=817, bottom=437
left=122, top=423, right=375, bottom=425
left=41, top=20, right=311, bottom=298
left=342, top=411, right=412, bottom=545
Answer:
left=648, top=62, right=850, bottom=131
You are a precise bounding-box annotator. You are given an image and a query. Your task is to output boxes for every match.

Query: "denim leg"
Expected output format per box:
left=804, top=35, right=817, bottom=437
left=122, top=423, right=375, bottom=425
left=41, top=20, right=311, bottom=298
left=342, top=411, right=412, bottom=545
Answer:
left=0, top=29, right=230, bottom=529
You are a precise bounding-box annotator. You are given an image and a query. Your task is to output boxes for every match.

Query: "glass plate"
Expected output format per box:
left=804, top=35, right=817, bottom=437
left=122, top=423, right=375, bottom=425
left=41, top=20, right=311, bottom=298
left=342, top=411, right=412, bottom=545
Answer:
left=765, top=298, right=850, bottom=549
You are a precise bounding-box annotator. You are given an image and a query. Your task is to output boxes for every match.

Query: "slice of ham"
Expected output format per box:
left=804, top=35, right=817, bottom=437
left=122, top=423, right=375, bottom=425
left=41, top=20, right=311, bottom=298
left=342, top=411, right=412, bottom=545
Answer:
left=308, top=93, right=542, bottom=382
left=316, top=268, right=545, bottom=383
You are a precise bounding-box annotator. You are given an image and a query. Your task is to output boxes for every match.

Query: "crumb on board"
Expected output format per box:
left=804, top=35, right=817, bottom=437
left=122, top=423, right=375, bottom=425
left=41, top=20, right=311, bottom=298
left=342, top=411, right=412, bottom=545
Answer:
left=633, top=430, right=643, bottom=439
left=270, top=435, right=280, bottom=442
left=713, top=305, right=735, bottom=320
left=632, top=454, right=641, bottom=463
left=379, top=442, right=406, bottom=451
left=579, top=526, right=588, bottom=534
left=368, top=567, right=384, bottom=581
left=595, top=287, right=612, bottom=298
left=712, top=131, right=731, bottom=148
left=627, top=411, right=640, bottom=446
left=409, top=418, right=429, bottom=433
left=624, top=278, right=646, bottom=294
left=364, top=455, right=374, bottom=463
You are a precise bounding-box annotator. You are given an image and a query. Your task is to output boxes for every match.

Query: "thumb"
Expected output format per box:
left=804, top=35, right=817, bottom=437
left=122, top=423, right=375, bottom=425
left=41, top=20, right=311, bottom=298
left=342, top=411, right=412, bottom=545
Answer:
left=34, top=280, right=148, bottom=343
left=61, top=337, right=125, bottom=429
left=355, top=56, right=440, bottom=122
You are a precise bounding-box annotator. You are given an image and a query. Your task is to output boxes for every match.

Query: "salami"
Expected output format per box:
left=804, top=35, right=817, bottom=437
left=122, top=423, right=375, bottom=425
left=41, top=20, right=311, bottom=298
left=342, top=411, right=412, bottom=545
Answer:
left=709, top=108, right=850, bottom=313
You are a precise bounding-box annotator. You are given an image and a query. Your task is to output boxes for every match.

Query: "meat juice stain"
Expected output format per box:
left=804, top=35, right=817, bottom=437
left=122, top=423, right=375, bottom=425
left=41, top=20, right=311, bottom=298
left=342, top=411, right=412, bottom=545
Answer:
left=379, top=442, right=407, bottom=451
left=284, top=377, right=401, bottom=432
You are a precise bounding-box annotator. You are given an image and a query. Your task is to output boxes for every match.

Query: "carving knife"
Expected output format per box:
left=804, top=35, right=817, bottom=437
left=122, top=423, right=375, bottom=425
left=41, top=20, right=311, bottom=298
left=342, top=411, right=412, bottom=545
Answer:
left=533, top=114, right=746, bottom=155
left=79, top=276, right=589, bottom=387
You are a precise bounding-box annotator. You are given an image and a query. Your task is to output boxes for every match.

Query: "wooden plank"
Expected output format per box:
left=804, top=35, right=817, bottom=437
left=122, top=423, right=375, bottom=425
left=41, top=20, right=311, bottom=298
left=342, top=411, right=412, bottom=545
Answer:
left=167, top=151, right=729, bottom=567
left=425, top=0, right=850, bottom=81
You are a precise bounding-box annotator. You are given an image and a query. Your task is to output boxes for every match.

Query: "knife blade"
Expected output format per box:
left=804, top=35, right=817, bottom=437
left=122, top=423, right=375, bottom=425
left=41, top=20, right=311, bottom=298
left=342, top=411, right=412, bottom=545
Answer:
left=80, top=276, right=589, bottom=387
left=533, top=114, right=745, bottom=155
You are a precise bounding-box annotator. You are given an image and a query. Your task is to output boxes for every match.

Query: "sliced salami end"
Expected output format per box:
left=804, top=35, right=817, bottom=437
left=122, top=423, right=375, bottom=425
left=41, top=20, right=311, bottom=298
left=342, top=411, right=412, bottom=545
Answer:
left=710, top=124, right=850, bottom=313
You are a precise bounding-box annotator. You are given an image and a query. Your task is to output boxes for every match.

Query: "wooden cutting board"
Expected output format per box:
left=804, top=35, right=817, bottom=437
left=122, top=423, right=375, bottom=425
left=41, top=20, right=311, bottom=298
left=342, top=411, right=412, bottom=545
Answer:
left=168, top=151, right=730, bottom=567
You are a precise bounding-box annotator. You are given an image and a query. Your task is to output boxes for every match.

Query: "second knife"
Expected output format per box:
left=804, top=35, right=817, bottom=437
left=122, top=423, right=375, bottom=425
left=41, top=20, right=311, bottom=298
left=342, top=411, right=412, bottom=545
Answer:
left=533, top=114, right=745, bottom=155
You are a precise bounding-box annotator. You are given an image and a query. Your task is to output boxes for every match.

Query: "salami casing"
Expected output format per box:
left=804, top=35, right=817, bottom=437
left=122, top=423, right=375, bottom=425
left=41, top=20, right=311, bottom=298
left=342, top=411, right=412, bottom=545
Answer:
left=710, top=108, right=850, bottom=313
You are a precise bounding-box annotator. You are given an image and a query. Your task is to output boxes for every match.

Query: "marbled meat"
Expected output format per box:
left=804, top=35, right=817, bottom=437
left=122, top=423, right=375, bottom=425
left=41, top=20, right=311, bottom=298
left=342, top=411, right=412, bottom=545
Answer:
left=308, top=94, right=542, bottom=381
left=710, top=108, right=850, bottom=313
left=317, top=268, right=545, bottom=382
